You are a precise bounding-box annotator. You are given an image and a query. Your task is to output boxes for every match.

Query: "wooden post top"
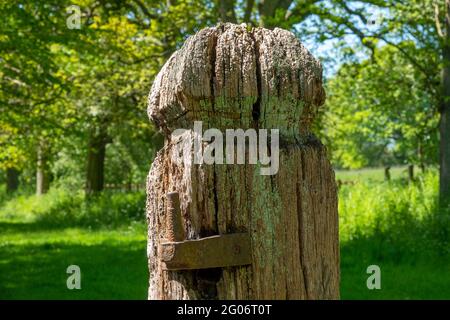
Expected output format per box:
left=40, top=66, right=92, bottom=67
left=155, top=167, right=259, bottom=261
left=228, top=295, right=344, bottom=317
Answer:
left=148, top=23, right=325, bottom=137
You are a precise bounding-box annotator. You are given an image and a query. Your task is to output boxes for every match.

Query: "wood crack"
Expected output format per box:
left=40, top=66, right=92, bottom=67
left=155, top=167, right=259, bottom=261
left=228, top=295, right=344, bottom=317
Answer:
left=250, top=29, right=261, bottom=127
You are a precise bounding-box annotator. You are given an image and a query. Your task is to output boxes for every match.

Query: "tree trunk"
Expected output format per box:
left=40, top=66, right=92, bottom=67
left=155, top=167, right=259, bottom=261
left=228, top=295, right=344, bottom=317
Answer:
left=36, top=142, right=50, bottom=195
left=6, top=168, right=19, bottom=193
left=440, top=0, right=450, bottom=203
left=384, top=166, right=391, bottom=181
left=86, top=129, right=110, bottom=195
left=417, top=142, right=426, bottom=173
left=420, top=163, right=426, bottom=173
left=257, top=0, right=293, bottom=28
left=218, top=0, right=237, bottom=23
left=408, top=164, right=414, bottom=182
left=146, top=24, right=338, bottom=300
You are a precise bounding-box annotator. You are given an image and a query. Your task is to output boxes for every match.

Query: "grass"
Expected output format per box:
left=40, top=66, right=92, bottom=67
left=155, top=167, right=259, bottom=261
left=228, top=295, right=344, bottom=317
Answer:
left=0, top=224, right=148, bottom=299
left=336, top=165, right=409, bottom=182
left=341, top=257, right=450, bottom=299
left=0, top=190, right=148, bottom=299
left=338, top=169, right=450, bottom=299
left=0, top=168, right=449, bottom=299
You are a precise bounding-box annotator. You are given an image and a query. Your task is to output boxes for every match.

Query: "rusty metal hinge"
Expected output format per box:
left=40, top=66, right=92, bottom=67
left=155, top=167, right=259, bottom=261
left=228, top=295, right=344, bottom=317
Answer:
left=160, top=192, right=252, bottom=271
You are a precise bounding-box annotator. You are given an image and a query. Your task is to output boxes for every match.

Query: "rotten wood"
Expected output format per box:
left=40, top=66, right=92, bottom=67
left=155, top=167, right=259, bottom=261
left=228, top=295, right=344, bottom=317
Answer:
left=146, top=23, right=339, bottom=300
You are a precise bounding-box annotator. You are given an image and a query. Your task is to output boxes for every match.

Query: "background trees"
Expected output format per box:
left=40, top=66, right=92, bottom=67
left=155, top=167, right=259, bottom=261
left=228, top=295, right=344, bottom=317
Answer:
left=322, top=45, right=439, bottom=173
left=1, top=0, right=449, bottom=202
left=0, top=0, right=449, bottom=301
left=1, top=0, right=210, bottom=194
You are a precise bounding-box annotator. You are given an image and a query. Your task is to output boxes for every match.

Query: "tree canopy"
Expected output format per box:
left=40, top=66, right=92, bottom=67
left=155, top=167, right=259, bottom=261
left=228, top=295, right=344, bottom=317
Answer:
left=1, top=0, right=449, bottom=201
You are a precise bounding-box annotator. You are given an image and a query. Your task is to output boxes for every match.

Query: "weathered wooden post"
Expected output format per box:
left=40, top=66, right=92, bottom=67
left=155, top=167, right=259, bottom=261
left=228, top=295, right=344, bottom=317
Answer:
left=146, top=23, right=339, bottom=300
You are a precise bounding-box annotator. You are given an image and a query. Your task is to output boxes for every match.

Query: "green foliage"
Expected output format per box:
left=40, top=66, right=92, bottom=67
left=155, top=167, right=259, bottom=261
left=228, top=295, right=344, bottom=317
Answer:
left=336, top=165, right=411, bottom=182
left=320, top=45, right=439, bottom=169
left=339, top=169, right=450, bottom=299
left=1, top=0, right=211, bottom=189
left=0, top=1, right=89, bottom=173
left=2, top=0, right=441, bottom=189
left=0, top=187, right=146, bottom=228
left=339, top=170, right=449, bottom=258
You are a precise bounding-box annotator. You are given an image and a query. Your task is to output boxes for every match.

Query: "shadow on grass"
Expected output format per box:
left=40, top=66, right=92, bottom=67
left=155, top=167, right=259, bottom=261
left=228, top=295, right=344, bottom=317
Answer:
left=0, top=215, right=148, bottom=299
left=340, top=234, right=450, bottom=300
left=0, top=239, right=148, bottom=299
left=0, top=212, right=145, bottom=233
left=0, top=190, right=149, bottom=299
left=338, top=177, right=450, bottom=299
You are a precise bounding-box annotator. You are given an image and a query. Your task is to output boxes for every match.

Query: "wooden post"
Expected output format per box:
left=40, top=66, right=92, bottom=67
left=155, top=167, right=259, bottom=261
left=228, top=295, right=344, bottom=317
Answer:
left=146, top=23, right=339, bottom=300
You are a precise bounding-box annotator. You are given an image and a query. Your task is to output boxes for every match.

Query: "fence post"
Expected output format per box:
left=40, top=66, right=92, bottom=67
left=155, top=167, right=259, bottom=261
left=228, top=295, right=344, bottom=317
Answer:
left=146, top=23, right=339, bottom=300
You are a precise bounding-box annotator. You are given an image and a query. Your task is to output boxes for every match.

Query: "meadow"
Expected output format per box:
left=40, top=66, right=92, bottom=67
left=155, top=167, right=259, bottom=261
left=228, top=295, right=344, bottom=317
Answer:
left=0, top=190, right=149, bottom=299
left=336, top=167, right=449, bottom=299
left=0, top=167, right=448, bottom=299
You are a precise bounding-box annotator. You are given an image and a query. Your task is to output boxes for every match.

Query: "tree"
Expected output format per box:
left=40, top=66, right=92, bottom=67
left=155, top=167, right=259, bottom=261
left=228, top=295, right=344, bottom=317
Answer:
left=0, top=1, right=89, bottom=194
left=379, top=0, right=450, bottom=200
left=438, top=0, right=450, bottom=201
left=294, top=0, right=450, bottom=200
left=66, top=1, right=213, bottom=194
left=213, top=0, right=390, bottom=31
left=4, top=0, right=445, bottom=199
left=321, top=45, right=439, bottom=171
left=0, top=1, right=212, bottom=195
left=0, top=123, right=26, bottom=193
left=332, top=0, right=448, bottom=199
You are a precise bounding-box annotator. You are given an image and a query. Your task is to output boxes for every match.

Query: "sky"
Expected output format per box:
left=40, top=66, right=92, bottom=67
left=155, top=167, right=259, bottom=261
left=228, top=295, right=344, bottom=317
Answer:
left=295, top=2, right=390, bottom=79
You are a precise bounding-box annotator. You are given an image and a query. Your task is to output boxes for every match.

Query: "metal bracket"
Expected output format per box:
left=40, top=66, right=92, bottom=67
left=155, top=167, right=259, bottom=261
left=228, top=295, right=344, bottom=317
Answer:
left=160, top=192, right=252, bottom=271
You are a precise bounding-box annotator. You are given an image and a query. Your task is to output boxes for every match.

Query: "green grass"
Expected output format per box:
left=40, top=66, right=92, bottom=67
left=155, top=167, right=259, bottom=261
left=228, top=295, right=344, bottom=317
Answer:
left=0, top=224, right=148, bottom=299
left=0, top=168, right=449, bottom=299
left=0, top=190, right=148, bottom=299
left=0, top=188, right=146, bottom=228
left=341, top=255, right=450, bottom=299
left=338, top=169, right=450, bottom=299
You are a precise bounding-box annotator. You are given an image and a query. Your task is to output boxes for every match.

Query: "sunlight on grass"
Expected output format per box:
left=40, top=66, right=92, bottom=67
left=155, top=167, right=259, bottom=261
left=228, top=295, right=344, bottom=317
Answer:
left=0, top=191, right=148, bottom=300
left=0, top=170, right=449, bottom=300
left=335, top=165, right=415, bottom=182
left=338, top=169, right=450, bottom=299
left=0, top=225, right=148, bottom=299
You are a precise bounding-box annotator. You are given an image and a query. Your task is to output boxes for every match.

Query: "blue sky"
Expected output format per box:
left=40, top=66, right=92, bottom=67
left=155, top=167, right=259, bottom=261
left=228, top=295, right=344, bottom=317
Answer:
left=294, top=2, right=390, bottom=78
